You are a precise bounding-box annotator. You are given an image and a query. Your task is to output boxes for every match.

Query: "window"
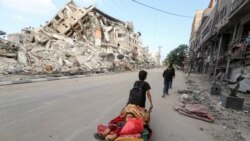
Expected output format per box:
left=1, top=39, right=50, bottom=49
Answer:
left=62, top=8, right=67, bottom=14
left=55, top=15, right=61, bottom=21
left=118, top=33, right=125, bottom=38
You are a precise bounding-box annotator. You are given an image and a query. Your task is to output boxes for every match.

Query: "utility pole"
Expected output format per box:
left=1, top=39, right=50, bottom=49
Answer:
left=158, top=46, right=162, bottom=67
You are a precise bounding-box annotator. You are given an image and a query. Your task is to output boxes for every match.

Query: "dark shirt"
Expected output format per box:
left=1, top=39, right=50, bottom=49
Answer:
left=133, top=80, right=151, bottom=108
left=163, top=68, right=175, bottom=81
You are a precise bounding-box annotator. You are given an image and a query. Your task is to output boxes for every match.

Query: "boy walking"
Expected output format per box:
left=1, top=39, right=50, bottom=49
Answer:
left=162, top=63, right=175, bottom=97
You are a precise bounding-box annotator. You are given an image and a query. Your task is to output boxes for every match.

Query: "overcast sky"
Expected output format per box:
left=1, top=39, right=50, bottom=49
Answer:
left=0, top=0, right=209, bottom=60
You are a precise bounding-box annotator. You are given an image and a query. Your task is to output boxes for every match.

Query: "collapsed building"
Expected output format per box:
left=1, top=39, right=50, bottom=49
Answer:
left=0, top=0, right=157, bottom=75
left=189, top=0, right=250, bottom=93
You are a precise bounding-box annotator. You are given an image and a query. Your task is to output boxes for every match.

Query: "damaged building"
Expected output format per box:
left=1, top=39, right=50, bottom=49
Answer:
left=0, top=0, right=157, bottom=76
left=189, top=0, right=250, bottom=93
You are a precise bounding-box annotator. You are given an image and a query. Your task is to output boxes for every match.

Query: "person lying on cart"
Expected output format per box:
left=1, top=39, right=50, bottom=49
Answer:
left=94, top=112, right=135, bottom=141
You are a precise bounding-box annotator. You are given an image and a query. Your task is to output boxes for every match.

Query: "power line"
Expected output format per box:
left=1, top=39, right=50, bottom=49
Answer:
left=132, top=0, right=193, bottom=18
left=97, top=0, right=146, bottom=31
left=111, top=0, right=147, bottom=32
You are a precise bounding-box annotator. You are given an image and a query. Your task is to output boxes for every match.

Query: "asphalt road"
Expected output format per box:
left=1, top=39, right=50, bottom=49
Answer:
left=0, top=69, right=218, bottom=141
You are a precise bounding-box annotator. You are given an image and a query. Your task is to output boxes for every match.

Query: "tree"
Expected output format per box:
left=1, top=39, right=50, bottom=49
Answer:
left=163, top=44, right=188, bottom=67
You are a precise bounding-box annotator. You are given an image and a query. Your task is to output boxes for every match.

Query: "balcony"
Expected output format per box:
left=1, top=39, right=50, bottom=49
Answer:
left=231, top=0, right=245, bottom=13
left=229, top=0, right=250, bottom=20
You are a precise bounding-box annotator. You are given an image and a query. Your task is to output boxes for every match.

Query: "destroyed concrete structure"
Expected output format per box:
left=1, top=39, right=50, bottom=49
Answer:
left=189, top=0, right=250, bottom=93
left=0, top=0, right=157, bottom=76
left=0, top=30, right=6, bottom=35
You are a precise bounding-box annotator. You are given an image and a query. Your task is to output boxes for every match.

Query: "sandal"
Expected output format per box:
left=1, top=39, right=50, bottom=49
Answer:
left=94, top=133, right=105, bottom=141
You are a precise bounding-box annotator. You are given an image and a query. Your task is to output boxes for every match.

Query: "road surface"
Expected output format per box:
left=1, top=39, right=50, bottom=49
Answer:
left=0, top=69, right=218, bottom=141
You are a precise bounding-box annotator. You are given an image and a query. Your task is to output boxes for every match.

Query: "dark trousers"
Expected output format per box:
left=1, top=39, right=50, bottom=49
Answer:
left=169, top=80, right=172, bottom=88
left=163, top=80, right=170, bottom=95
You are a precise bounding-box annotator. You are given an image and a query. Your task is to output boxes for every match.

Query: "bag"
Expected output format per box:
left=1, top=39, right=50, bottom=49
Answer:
left=120, top=118, right=144, bottom=135
left=128, top=82, right=144, bottom=106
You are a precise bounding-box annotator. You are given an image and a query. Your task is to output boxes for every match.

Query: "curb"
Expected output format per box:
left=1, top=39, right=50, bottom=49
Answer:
left=0, top=74, right=89, bottom=86
left=0, top=71, right=133, bottom=86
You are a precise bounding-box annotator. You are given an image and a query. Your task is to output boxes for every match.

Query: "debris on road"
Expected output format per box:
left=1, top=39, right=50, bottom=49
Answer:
left=174, top=103, right=215, bottom=123
left=179, top=73, right=250, bottom=141
left=177, top=89, right=194, bottom=94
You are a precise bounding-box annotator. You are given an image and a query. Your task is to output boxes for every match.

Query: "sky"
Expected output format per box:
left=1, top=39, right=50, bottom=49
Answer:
left=0, top=0, right=209, bottom=60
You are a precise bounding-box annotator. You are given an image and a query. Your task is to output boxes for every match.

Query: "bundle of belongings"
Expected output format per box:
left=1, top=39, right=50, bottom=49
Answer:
left=174, top=103, right=215, bottom=123
left=94, top=104, right=152, bottom=141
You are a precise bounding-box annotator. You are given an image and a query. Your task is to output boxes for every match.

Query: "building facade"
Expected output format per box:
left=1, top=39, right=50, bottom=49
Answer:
left=189, top=0, right=250, bottom=92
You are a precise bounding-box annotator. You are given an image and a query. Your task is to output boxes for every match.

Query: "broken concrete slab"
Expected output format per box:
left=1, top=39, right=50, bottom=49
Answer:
left=6, top=65, right=24, bottom=74
left=18, top=46, right=28, bottom=65
left=239, top=78, right=250, bottom=93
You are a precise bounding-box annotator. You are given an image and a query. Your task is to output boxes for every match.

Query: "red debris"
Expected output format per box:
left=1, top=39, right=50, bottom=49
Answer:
left=174, top=103, right=215, bottom=123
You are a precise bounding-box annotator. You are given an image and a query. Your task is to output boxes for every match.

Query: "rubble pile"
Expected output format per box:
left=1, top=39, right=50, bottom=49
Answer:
left=0, top=0, right=157, bottom=76
left=180, top=74, right=250, bottom=141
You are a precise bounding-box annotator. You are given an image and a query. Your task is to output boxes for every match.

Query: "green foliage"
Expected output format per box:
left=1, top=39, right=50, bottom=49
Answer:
left=163, top=44, right=188, bottom=66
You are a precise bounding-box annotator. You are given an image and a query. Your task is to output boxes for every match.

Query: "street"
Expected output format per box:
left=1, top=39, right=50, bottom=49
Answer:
left=0, top=69, right=217, bottom=141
